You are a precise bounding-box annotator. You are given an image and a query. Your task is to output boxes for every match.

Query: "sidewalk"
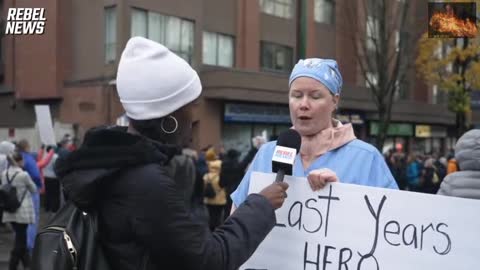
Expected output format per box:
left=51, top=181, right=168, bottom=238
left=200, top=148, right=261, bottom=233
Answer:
left=0, top=208, right=50, bottom=270
left=0, top=225, right=14, bottom=269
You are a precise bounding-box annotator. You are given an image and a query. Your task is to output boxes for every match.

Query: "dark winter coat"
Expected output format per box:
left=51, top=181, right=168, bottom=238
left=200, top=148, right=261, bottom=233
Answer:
left=55, top=126, right=276, bottom=270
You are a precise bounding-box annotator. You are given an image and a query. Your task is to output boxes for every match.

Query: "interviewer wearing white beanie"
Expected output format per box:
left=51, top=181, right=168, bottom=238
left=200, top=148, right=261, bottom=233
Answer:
left=116, top=37, right=202, bottom=144
left=46, top=36, right=290, bottom=270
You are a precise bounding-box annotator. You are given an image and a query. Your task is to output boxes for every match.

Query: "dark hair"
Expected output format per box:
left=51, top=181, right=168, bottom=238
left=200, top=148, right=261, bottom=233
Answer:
left=129, top=117, right=171, bottom=143
left=17, top=139, right=29, bottom=152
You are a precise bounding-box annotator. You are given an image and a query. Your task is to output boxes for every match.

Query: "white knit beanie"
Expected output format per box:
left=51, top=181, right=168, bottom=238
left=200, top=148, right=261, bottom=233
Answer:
left=116, top=37, right=202, bottom=120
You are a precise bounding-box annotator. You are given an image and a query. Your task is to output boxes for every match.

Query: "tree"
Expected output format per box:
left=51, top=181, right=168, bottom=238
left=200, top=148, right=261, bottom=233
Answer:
left=342, top=0, right=415, bottom=151
left=416, top=4, right=480, bottom=137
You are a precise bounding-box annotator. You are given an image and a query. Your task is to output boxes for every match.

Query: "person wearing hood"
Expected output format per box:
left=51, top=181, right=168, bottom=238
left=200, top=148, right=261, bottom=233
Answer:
left=231, top=58, right=398, bottom=210
left=437, top=129, right=480, bottom=199
left=55, top=37, right=289, bottom=270
left=0, top=141, right=15, bottom=174
left=0, top=141, right=16, bottom=228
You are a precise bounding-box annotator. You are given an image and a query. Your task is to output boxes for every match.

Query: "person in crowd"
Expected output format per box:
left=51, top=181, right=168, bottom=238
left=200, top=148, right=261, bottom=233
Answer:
left=16, top=139, right=41, bottom=253
left=196, top=145, right=210, bottom=179
left=388, top=148, right=407, bottom=190
left=220, top=140, right=262, bottom=220
left=57, top=136, right=73, bottom=160
left=0, top=141, right=16, bottom=228
left=438, top=129, right=480, bottom=199
left=0, top=141, right=15, bottom=174
left=203, top=149, right=226, bottom=230
left=54, top=37, right=289, bottom=270
left=2, top=151, right=37, bottom=270
left=217, top=144, right=226, bottom=161
left=165, top=145, right=197, bottom=212
left=419, top=157, right=441, bottom=194
left=435, top=156, right=448, bottom=181
left=406, top=153, right=422, bottom=192
left=182, top=141, right=198, bottom=161
left=447, top=154, right=459, bottom=175
left=231, top=58, right=397, bottom=210
left=42, top=146, right=60, bottom=213
left=36, top=145, right=55, bottom=194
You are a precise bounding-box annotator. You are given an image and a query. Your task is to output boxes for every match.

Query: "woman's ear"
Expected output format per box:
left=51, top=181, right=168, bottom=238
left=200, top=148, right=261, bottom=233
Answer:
left=332, top=95, right=340, bottom=112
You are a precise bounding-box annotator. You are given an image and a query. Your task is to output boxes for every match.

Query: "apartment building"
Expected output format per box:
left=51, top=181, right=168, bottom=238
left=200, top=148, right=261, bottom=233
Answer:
left=1, top=0, right=475, bottom=154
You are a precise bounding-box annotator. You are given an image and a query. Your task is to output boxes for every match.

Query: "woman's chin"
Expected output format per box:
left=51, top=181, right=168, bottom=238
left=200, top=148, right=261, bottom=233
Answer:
left=295, top=127, right=318, bottom=137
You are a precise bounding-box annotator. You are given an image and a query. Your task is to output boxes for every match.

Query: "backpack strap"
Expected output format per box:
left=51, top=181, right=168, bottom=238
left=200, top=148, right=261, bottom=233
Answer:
left=6, top=170, right=28, bottom=205
left=18, top=189, right=28, bottom=205
left=6, top=170, right=20, bottom=185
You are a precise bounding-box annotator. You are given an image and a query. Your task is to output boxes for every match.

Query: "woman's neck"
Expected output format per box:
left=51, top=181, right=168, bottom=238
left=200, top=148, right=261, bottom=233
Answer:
left=298, top=119, right=356, bottom=170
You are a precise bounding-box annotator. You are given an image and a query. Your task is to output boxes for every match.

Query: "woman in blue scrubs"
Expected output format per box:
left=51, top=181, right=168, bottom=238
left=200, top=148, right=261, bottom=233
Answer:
left=231, top=58, right=398, bottom=209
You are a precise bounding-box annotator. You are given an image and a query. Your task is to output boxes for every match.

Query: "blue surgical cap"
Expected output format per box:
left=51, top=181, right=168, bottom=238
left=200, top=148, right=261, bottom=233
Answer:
left=289, top=58, right=343, bottom=95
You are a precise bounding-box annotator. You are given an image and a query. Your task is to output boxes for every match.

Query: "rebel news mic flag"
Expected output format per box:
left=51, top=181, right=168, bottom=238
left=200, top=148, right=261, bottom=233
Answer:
left=272, top=129, right=301, bottom=182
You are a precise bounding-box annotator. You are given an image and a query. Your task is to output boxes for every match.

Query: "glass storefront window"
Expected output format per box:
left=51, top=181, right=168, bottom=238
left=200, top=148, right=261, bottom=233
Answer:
left=222, top=123, right=252, bottom=159
left=383, top=138, right=394, bottom=154
left=222, top=123, right=293, bottom=159
left=432, top=138, right=441, bottom=156
left=253, top=124, right=273, bottom=142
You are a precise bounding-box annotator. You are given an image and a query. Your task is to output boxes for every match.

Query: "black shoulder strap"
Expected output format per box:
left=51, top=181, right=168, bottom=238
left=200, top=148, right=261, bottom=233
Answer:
left=6, top=170, right=20, bottom=185
left=19, top=189, right=28, bottom=205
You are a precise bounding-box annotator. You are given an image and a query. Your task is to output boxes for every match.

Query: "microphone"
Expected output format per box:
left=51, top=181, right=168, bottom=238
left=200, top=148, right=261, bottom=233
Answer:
left=272, top=129, right=301, bottom=182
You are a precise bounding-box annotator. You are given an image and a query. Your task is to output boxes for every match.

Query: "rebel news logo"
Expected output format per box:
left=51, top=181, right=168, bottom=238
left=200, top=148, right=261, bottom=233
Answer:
left=5, top=8, right=46, bottom=35
left=274, top=149, right=295, bottom=161
left=428, top=2, right=478, bottom=38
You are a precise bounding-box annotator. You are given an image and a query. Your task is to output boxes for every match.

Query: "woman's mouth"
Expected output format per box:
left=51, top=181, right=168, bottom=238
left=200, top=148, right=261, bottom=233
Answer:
left=298, top=116, right=312, bottom=120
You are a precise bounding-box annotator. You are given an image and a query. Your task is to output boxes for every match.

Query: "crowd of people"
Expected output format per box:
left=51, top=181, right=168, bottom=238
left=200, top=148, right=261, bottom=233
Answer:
left=0, top=136, right=75, bottom=270
left=384, top=146, right=462, bottom=194
left=0, top=36, right=478, bottom=269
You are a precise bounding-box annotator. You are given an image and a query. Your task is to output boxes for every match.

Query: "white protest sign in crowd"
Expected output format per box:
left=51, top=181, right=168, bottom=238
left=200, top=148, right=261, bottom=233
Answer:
left=241, top=172, right=480, bottom=270
left=34, top=105, right=56, bottom=146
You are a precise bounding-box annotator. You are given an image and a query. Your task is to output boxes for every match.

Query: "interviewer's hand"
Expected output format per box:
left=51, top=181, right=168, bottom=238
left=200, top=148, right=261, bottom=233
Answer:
left=307, top=168, right=338, bottom=191
left=259, top=182, right=289, bottom=209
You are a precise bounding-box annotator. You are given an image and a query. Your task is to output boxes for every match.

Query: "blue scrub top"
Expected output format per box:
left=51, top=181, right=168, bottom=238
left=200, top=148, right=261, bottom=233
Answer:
left=231, top=139, right=398, bottom=207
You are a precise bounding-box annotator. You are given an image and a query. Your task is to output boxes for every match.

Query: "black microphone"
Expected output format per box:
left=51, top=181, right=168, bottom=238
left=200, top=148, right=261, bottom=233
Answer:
left=272, top=129, right=301, bottom=182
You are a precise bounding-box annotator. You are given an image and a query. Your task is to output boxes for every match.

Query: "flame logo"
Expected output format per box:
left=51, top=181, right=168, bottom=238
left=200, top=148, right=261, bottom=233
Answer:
left=429, top=10, right=478, bottom=38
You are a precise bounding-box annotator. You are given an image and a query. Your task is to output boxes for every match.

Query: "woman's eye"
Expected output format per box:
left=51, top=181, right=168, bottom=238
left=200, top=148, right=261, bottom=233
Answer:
left=291, top=92, right=303, bottom=98
left=311, top=93, right=322, bottom=99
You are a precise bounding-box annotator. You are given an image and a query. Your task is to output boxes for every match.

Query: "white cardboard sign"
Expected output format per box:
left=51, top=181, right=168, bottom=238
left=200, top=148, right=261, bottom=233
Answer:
left=241, top=172, right=480, bottom=270
left=34, top=105, right=56, bottom=146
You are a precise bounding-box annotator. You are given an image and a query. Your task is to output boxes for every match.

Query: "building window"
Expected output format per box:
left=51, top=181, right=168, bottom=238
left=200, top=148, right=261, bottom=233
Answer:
left=431, top=84, right=446, bottom=104
left=203, top=32, right=234, bottom=67
left=104, top=6, right=117, bottom=64
left=432, top=84, right=438, bottom=104
left=314, top=0, right=334, bottom=24
left=395, top=30, right=400, bottom=52
left=434, top=41, right=443, bottom=59
left=445, top=44, right=453, bottom=73
left=131, top=8, right=194, bottom=64
left=261, top=42, right=293, bottom=72
left=259, top=0, right=293, bottom=19
left=366, top=15, right=379, bottom=51
left=394, top=80, right=408, bottom=101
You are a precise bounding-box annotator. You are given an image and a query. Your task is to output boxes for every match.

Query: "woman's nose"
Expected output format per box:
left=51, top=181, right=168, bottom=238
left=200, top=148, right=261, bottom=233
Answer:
left=299, top=96, right=310, bottom=110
